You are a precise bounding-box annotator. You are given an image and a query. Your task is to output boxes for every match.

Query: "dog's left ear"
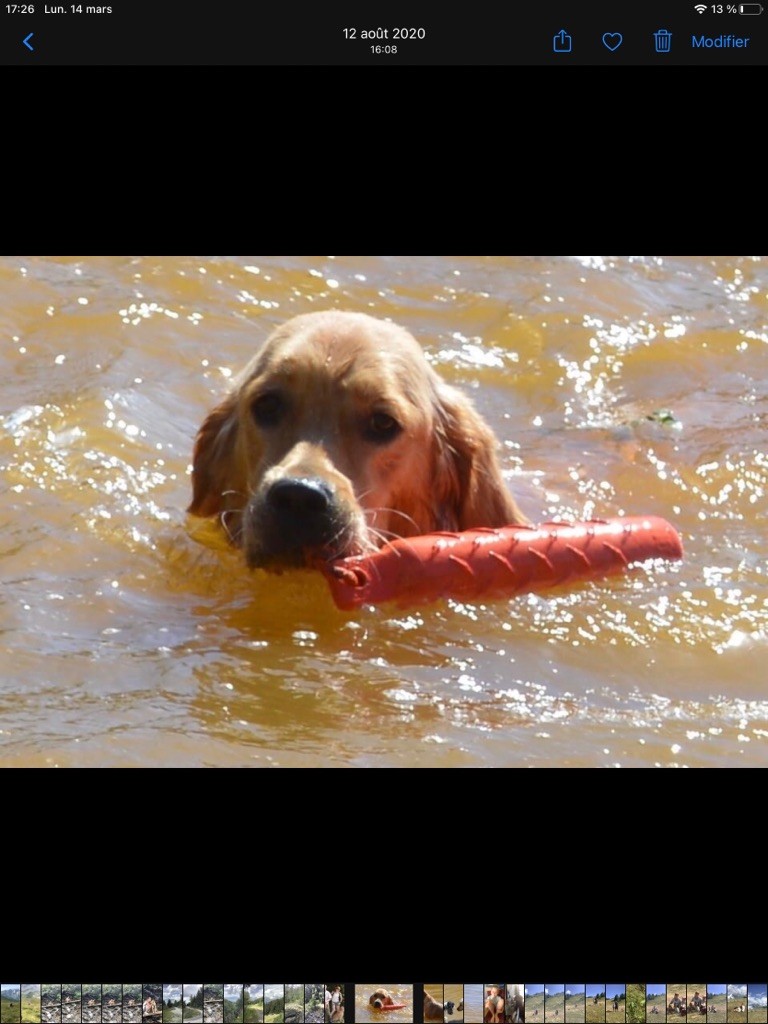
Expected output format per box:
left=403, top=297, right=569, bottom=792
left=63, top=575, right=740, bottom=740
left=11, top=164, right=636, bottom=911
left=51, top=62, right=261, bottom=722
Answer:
left=432, top=383, right=528, bottom=530
left=188, top=392, right=242, bottom=517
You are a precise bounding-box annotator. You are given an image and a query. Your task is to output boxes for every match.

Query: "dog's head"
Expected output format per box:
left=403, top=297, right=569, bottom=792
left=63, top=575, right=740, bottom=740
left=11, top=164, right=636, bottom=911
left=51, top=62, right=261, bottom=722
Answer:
left=189, top=310, right=526, bottom=569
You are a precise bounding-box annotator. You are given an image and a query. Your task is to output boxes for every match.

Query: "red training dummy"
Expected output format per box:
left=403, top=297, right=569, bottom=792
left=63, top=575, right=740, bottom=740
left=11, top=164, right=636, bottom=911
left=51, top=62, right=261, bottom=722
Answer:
left=323, top=516, right=683, bottom=610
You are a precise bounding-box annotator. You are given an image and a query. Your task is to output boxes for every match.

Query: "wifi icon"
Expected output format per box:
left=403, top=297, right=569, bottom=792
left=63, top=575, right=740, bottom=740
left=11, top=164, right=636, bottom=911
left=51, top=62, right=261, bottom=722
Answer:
left=694, top=4, right=707, bottom=10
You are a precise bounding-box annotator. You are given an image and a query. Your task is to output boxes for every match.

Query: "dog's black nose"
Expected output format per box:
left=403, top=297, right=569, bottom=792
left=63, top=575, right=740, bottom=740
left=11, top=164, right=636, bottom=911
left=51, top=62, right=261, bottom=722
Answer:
left=267, top=476, right=334, bottom=515
left=252, top=475, right=341, bottom=564
left=246, top=474, right=352, bottom=568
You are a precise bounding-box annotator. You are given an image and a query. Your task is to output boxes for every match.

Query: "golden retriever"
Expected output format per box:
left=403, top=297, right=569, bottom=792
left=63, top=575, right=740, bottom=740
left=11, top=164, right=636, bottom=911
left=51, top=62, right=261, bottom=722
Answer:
left=189, top=310, right=526, bottom=569
left=370, top=991, right=397, bottom=1010
left=425, top=992, right=456, bottom=1021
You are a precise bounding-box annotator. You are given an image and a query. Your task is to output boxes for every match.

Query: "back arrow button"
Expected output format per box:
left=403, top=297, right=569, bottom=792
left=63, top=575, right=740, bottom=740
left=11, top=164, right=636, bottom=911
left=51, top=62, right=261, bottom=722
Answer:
left=23, top=32, right=34, bottom=50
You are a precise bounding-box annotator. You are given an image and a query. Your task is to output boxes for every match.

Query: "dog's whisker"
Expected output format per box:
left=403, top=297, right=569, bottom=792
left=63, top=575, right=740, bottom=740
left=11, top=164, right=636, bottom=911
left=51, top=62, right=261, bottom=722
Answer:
left=360, top=521, right=421, bottom=561
left=220, top=508, right=242, bottom=544
left=362, top=526, right=398, bottom=550
left=364, top=506, right=421, bottom=534
left=366, top=525, right=403, bottom=543
left=313, top=520, right=362, bottom=562
left=361, top=508, right=421, bottom=557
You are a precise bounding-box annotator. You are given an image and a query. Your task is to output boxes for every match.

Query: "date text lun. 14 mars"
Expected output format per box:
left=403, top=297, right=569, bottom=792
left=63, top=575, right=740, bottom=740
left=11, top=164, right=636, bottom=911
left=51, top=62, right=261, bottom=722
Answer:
left=4, top=4, right=114, bottom=11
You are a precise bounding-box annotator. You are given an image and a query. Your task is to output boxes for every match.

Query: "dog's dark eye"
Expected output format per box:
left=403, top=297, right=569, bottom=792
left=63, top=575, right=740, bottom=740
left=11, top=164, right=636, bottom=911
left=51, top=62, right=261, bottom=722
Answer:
left=251, top=392, right=285, bottom=427
left=364, top=411, right=402, bottom=444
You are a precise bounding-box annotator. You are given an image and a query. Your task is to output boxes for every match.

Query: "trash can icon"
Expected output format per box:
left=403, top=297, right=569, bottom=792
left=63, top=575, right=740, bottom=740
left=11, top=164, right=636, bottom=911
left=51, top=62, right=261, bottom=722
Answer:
left=654, top=28, right=672, bottom=51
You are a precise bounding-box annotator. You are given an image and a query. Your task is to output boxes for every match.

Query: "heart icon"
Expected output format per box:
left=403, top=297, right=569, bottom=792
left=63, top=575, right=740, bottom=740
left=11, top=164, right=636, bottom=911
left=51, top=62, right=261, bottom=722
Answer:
left=602, top=32, right=623, bottom=50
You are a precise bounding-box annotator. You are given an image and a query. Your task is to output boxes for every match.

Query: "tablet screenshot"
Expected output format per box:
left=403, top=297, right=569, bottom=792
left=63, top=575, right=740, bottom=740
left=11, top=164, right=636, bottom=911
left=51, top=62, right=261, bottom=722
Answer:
left=0, top=0, right=764, bottom=64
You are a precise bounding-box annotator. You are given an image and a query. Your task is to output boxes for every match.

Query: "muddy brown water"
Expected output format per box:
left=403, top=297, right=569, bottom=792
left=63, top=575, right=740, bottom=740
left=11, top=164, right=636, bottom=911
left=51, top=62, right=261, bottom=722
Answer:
left=1, top=255, right=766, bottom=767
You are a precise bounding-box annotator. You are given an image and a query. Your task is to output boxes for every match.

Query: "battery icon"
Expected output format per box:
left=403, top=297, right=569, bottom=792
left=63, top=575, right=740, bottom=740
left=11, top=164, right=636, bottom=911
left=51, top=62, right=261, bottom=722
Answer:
left=739, top=3, right=763, bottom=11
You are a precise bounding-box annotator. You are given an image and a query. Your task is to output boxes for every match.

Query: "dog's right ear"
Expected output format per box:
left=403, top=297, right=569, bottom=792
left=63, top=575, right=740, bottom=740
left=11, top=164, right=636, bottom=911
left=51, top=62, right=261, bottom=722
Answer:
left=431, top=382, right=528, bottom=531
left=187, top=392, right=240, bottom=517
